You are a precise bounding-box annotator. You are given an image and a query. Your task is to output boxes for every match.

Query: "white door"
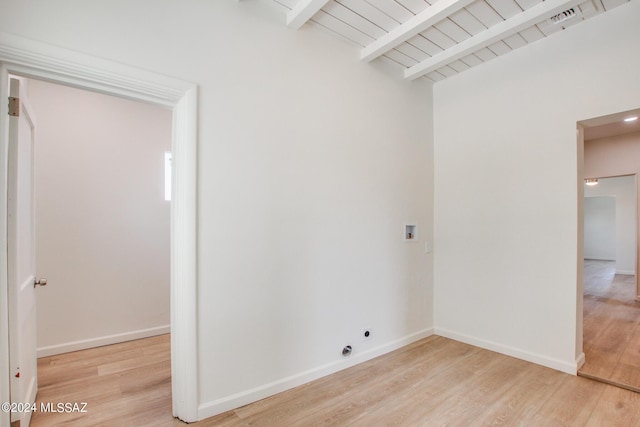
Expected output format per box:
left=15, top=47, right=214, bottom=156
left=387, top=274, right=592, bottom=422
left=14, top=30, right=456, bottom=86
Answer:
left=7, top=77, right=40, bottom=427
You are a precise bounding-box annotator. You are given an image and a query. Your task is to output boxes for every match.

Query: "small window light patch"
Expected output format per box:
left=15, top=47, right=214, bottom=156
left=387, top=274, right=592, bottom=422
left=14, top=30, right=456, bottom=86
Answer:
left=165, top=151, right=172, bottom=201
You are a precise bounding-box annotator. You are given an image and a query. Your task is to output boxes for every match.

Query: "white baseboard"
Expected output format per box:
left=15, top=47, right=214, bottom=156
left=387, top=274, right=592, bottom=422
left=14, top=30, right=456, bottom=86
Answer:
left=37, top=325, right=170, bottom=357
left=576, top=352, right=585, bottom=370
left=616, top=269, right=635, bottom=275
left=197, top=328, right=434, bottom=421
left=434, top=327, right=579, bottom=375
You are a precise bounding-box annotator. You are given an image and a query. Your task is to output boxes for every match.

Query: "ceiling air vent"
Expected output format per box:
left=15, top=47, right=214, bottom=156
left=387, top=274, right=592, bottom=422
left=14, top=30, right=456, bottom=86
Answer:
left=549, top=8, right=579, bottom=24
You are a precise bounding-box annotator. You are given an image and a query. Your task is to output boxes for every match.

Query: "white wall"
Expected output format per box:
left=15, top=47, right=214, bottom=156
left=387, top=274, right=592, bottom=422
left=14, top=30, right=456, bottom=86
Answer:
left=0, top=1, right=434, bottom=417
left=433, top=1, right=640, bottom=373
left=27, top=79, right=172, bottom=356
left=584, top=175, right=636, bottom=274
left=583, top=196, right=616, bottom=261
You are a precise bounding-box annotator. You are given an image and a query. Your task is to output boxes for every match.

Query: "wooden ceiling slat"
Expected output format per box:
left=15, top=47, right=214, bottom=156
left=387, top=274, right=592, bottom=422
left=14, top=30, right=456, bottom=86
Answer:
left=366, top=0, right=415, bottom=22
left=420, top=27, right=457, bottom=49
left=288, top=0, right=333, bottom=29
left=311, top=10, right=375, bottom=46
left=519, top=25, right=545, bottom=43
left=487, top=40, right=512, bottom=55
left=601, top=0, right=628, bottom=10
left=436, top=65, right=459, bottom=77
left=485, top=0, right=523, bottom=19
left=434, top=18, right=472, bottom=43
left=449, top=8, right=487, bottom=35
left=448, top=59, right=471, bottom=72
left=466, top=0, right=504, bottom=27
left=335, top=0, right=400, bottom=31
left=273, top=0, right=297, bottom=9
left=426, top=70, right=447, bottom=81
left=384, top=49, right=419, bottom=66
left=395, top=42, right=431, bottom=61
left=407, top=34, right=444, bottom=56
left=459, top=53, right=484, bottom=66
left=381, top=54, right=407, bottom=67
left=514, top=0, right=542, bottom=10
left=323, top=1, right=387, bottom=38
left=503, top=33, right=527, bottom=49
left=473, top=46, right=498, bottom=61
left=396, top=0, right=432, bottom=14
left=579, top=0, right=601, bottom=17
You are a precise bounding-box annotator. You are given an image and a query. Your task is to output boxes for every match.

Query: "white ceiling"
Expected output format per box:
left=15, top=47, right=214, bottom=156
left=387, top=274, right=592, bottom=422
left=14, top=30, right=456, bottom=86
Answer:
left=269, top=0, right=631, bottom=82
left=583, top=109, right=640, bottom=141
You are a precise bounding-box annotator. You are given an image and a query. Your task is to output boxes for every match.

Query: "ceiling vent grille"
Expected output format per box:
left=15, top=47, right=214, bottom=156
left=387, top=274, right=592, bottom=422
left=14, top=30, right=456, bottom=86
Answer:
left=549, top=8, right=579, bottom=24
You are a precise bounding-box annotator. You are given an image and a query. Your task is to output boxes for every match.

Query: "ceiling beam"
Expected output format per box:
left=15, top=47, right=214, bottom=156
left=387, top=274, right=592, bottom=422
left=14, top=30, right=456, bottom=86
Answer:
left=404, top=0, right=583, bottom=80
left=287, top=0, right=330, bottom=30
left=360, top=0, right=476, bottom=62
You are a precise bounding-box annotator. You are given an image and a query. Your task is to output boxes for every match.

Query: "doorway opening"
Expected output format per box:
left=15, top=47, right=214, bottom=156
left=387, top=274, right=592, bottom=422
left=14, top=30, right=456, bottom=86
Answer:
left=23, top=77, right=172, bottom=424
left=577, top=108, right=640, bottom=392
left=0, top=34, right=198, bottom=425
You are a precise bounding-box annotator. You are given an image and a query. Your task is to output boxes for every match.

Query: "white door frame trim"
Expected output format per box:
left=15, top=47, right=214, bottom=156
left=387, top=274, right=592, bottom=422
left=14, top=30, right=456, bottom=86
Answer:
left=0, top=33, right=199, bottom=425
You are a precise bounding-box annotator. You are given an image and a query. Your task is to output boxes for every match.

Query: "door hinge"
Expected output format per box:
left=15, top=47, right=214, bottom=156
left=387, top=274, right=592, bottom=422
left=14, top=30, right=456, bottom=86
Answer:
left=8, top=96, right=19, bottom=117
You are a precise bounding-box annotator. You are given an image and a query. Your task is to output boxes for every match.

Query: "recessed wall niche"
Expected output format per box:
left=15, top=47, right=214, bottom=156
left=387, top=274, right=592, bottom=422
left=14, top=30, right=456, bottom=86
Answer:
left=404, top=224, right=417, bottom=241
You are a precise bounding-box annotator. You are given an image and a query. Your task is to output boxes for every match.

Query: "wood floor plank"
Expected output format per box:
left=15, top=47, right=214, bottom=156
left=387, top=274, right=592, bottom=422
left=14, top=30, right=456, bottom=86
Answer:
left=579, top=348, right=618, bottom=378
left=529, top=375, right=605, bottom=426
left=31, top=337, right=170, bottom=427
left=236, top=338, right=478, bottom=426
left=609, top=362, right=640, bottom=392
left=297, top=341, right=482, bottom=426
left=416, top=355, right=531, bottom=425
left=467, top=364, right=565, bottom=426
left=580, top=260, right=640, bottom=391
left=585, top=384, right=640, bottom=426
left=618, top=324, right=640, bottom=368
left=231, top=335, right=444, bottom=420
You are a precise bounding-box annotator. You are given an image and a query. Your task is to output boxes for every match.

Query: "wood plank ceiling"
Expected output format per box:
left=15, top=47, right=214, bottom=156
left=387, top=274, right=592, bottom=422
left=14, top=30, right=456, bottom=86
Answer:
left=270, top=0, right=631, bottom=82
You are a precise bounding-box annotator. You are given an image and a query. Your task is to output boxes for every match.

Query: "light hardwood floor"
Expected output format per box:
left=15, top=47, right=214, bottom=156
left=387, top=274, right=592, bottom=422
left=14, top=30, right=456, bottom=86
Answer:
left=32, top=334, right=176, bottom=427
left=580, top=259, right=640, bottom=392
left=32, top=332, right=640, bottom=426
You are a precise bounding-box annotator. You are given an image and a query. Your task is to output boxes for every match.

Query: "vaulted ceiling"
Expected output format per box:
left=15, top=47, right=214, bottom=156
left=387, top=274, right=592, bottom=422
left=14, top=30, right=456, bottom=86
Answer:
left=270, top=0, right=630, bottom=82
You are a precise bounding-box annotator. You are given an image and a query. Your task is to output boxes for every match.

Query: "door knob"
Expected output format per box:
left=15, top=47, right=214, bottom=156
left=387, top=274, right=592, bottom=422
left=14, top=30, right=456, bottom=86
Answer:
left=34, top=278, right=47, bottom=288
